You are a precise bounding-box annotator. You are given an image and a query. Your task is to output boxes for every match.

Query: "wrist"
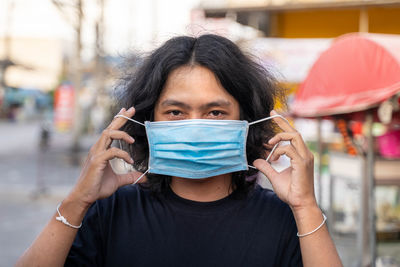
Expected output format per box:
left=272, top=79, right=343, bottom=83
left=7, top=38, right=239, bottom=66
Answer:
left=61, top=193, right=93, bottom=221
left=291, top=203, right=325, bottom=237
left=289, top=196, right=318, bottom=216
left=65, top=190, right=95, bottom=211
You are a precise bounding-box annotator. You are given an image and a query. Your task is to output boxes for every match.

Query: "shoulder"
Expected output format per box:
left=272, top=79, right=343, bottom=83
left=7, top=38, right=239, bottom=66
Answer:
left=93, top=184, right=152, bottom=216
left=249, top=188, right=302, bottom=265
left=100, top=184, right=150, bottom=202
left=246, top=186, right=299, bottom=244
left=114, top=183, right=150, bottom=200
left=248, top=185, right=288, bottom=207
left=247, top=185, right=294, bottom=220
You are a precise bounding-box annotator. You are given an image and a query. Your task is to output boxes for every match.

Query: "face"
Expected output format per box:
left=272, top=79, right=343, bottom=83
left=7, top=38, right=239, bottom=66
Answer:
left=154, top=65, right=240, bottom=121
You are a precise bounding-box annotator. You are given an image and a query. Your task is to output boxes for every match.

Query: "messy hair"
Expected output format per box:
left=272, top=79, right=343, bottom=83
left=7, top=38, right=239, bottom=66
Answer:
left=116, top=34, right=285, bottom=197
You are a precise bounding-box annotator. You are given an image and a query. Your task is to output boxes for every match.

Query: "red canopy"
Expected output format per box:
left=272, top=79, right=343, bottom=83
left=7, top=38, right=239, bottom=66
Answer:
left=292, top=33, right=400, bottom=117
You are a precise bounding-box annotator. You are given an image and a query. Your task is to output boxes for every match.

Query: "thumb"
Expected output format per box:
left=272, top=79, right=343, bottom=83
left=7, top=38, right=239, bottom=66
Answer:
left=253, top=159, right=278, bottom=183
left=118, top=171, right=148, bottom=186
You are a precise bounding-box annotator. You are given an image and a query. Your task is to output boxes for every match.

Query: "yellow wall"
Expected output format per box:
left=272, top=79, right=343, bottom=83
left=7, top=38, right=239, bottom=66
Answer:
left=276, top=7, right=400, bottom=38
left=369, top=7, right=400, bottom=35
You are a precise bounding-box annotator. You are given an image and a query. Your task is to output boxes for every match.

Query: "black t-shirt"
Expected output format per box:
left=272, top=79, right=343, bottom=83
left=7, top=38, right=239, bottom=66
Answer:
left=65, top=184, right=302, bottom=267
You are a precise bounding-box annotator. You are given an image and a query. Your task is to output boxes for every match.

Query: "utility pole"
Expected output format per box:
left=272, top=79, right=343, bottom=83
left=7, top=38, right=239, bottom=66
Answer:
left=72, top=0, right=83, bottom=152
left=52, top=0, right=84, bottom=153
left=151, top=0, right=158, bottom=44
left=95, top=0, right=105, bottom=95
left=358, top=8, right=376, bottom=267
left=91, top=0, right=109, bottom=134
left=0, top=0, right=15, bottom=97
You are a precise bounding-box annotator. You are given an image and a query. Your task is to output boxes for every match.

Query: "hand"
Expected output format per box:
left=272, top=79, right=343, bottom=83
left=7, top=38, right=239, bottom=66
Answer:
left=253, top=110, right=317, bottom=212
left=68, top=107, right=147, bottom=208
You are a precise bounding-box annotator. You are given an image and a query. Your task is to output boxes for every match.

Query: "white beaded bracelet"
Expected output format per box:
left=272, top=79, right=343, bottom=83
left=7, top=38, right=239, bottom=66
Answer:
left=55, top=203, right=82, bottom=229
left=297, top=213, right=327, bottom=237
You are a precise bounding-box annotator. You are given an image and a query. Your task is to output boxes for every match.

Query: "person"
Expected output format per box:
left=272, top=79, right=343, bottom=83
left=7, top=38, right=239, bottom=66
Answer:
left=16, top=34, right=342, bottom=267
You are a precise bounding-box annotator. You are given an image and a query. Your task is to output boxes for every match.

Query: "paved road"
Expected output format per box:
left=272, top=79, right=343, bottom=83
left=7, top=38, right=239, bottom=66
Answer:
left=0, top=120, right=95, bottom=266
left=0, top=121, right=94, bottom=190
left=0, top=191, right=64, bottom=267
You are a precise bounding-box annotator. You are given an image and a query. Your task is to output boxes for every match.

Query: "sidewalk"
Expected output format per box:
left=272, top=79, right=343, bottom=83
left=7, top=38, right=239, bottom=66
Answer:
left=0, top=120, right=96, bottom=266
left=0, top=191, right=64, bottom=267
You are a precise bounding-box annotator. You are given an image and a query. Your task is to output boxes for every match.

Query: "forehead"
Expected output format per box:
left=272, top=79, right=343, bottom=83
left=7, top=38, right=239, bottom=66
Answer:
left=158, top=65, right=236, bottom=103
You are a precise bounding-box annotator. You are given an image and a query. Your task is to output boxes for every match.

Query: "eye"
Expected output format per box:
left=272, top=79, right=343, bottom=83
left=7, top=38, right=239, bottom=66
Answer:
left=163, top=109, right=186, bottom=120
left=168, top=110, right=182, bottom=116
left=208, top=110, right=225, bottom=117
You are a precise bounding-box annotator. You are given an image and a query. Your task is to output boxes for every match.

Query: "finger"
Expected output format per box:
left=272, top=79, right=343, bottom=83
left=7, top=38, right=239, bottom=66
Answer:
left=253, top=159, right=278, bottom=180
left=269, top=152, right=282, bottom=162
left=263, top=143, right=275, bottom=150
left=100, top=147, right=133, bottom=164
left=99, top=129, right=135, bottom=150
left=117, top=171, right=148, bottom=186
left=270, top=110, right=295, bottom=133
left=107, top=107, right=136, bottom=130
left=262, top=143, right=276, bottom=159
left=268, top=132, right=308, bottom=158
left=262, top=146, right=278, bottom=162
left=273, top=145, right=302, bottom=163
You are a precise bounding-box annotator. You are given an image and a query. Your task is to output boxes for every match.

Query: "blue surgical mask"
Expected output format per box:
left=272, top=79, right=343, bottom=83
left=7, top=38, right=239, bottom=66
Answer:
left=115, top=115, right=285, bottom=183
left=146, top=119, right=248, bottom=179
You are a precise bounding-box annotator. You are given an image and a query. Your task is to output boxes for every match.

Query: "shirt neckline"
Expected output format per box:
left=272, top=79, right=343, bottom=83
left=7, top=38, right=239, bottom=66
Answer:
left=164, top=185, right=254, bottom=215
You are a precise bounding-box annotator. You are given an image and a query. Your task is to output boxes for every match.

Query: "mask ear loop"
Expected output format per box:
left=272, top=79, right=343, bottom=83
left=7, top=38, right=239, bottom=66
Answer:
left=117, top=139, right=151, bottom=184
left=248, top=142, right=279, bottom=169
left=247, top=114, right=289, bottom=170
left=114, top=114, right=150, bottom=184
left=114, top=114, right=145, bottom=126
left=133, top=169, right=150, bottom=184
left=248, top=114, right=290, bottom=126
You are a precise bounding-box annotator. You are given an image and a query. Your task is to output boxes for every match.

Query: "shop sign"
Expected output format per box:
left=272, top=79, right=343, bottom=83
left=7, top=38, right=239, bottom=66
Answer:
left=54, top=84, right=74, bottom=132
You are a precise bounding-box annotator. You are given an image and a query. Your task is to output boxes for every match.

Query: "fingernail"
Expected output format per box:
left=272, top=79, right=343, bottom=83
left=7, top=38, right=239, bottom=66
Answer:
left=271, top=110, right=277, bottom=115
left=130, top=137, right=135, bottom=142
left=119, top=108, right=125, bottom=113
left=129, top=157, right=134, bottom=163
left=268, top=138, right=273, bottom=144
left=128, top=107, right=134, bottom=112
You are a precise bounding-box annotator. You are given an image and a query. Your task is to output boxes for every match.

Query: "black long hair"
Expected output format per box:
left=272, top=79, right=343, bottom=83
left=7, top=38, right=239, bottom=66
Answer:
left=116, top=34, right=285, bottom=197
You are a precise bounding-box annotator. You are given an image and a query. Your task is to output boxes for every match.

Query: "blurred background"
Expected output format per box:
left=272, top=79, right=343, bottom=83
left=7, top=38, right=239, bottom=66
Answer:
left=1, top=0, right=400, bottom=266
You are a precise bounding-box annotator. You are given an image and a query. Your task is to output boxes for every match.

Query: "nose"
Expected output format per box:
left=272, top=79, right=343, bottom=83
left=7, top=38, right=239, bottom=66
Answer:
left=187, top=111, right=202, bottom=120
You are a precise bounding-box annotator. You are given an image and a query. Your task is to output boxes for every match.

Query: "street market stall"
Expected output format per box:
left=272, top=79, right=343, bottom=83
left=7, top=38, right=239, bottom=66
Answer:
left=292, top=32, right=400, bottom=267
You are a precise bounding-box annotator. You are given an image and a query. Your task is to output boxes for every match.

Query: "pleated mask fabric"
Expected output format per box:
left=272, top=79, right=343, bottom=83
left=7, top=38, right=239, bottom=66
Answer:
left=114, top=115, right=285, bottom=181
left=145, top=119, right=248, bottom=179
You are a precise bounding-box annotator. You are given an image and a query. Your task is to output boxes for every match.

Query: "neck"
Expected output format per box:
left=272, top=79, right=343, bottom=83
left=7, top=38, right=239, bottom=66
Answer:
left=170, top=174, right=232, bottom=202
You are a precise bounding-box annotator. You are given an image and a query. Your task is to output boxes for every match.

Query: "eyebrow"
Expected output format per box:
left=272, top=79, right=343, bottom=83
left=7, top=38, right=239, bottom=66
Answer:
left=199, top=100, right=231, bottom=109
left=160, top=99, right=192, bottom=110
left=160, top=99, right=232, bottom=110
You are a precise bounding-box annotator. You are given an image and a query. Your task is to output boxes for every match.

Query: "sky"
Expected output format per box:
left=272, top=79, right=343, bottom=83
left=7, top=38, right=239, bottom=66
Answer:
left=0, top=0, right=202, bottom=59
